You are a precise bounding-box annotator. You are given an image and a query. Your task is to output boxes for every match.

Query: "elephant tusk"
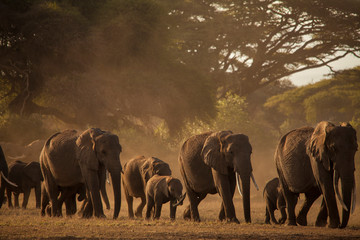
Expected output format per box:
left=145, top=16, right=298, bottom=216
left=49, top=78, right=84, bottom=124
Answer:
left=1, top=171, right=18, bottom=188
left=333, top=170, right=348, bottom=212
left=236, top=172, right=242, bottom=198
left=251, top=172, right=259, bottom=191
left=351, top=180, right=356, bottom=214
left=106, top=170, right=110, bottom=184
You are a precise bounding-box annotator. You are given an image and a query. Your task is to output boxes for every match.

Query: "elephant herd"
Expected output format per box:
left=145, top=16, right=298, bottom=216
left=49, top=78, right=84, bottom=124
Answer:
left=0, top=121, right=357, bottom=229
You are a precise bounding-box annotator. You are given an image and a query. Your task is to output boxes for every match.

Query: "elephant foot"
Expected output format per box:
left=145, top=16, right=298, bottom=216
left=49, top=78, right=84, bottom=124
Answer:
left=278, top=218, right=286, bottom=225
left=183, top=206, right=191, bottom=220
left=265, top=219, right=270, bottom=224
left=135, top=211, right=142, bottom=218
left=227, top=217, right=240, bottom=224
left=315, top=219, right=327, bottom=227
left=327, top=220, right=340, bottom=229
left=286, top=220, right=297, bottom=226
left=296, top=215, right=307, bottom=226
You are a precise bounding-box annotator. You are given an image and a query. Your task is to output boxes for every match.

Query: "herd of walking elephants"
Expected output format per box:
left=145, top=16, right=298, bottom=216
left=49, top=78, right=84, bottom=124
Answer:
left=0, top=121, right=357, bottom=229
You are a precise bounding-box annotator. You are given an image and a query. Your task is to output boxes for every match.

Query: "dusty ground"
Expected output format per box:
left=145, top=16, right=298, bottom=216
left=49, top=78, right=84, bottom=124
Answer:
left=1, top=193, right=359, bottom=240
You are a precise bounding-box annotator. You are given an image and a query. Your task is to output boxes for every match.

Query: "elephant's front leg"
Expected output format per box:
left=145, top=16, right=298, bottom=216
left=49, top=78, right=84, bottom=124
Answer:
left=6, top=189, right=13, bottom=208
left=22, top=188, right=31, bottom=209
left=82, top=169, right=105, bottom=218
left=212, top=169, right=239, bottom=223
left=124, top=187, right=134, bottom=218
left=154, top=201, right=163, bottom=219
left=145, top=197, right=154, bottom=220
left=296, top=188, right=321, bottom=226
left=170, top=201, right=176, bottom=220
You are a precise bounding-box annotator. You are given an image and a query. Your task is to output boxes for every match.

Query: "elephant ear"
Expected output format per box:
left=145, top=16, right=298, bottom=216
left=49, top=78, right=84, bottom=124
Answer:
left=140, top=158, right=154, bottom=183
left=308, top=121, right=335, bottom=171
left=201, top=131, right=232, bottom=175
left=24, top=162, right=43, bottom=183
left=76, top=128, right=104, bottom=171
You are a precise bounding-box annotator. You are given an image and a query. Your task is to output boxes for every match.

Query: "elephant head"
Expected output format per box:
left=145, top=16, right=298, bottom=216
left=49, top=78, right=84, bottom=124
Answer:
left=308, top=121, right=357, bottom=228
left=201, top=131, right=258, bottom=223
left=76, top=128, right=122, bottom=219
left=141, top=157, right=172, bottom=183
left=165, top=177, right=186, bottom=207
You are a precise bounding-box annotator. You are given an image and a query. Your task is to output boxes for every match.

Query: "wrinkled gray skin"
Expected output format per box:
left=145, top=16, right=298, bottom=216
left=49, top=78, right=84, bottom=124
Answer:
left=179, top=131, right=255, bottom=223
left=40, top=128, right=122, bottom=219
left=7, top=160, right=43, bottom=209
left=263, top=177, right=286, bottom=224
left=145, top=175, right=185, bottom=220
left=41, top=182, right=86, bottom=216
left=276, top=121, right=357, bottom=228
left=0, top=145, right=18, bottom=208
left=123, top=156, right=172, bottom=218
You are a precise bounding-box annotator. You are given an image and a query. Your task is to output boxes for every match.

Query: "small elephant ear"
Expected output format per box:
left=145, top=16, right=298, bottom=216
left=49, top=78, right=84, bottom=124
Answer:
left=201, top=131, right=231, bottom=175
left=24, top=162, right=43, bottom=183
left=141, top=158, right=153, bottom=183
left=308, top=121, right=335, bottom=171
left=76, top=128, right=104, bottom=171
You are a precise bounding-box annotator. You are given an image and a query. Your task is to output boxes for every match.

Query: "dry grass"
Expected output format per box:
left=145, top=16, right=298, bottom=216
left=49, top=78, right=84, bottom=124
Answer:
left=1, top=193, right=359, bottom=240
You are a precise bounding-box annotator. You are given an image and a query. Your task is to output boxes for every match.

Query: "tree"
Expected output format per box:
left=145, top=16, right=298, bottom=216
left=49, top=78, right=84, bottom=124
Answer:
left=264, top=67, right=360, bottom=132
left=167, top=0, right=360, bottom=95
left=0, top=0, right=216, bottom=137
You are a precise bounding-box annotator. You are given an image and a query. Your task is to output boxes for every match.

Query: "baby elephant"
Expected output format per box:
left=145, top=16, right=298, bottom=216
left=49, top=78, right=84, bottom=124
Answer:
left=7, top=161, right=43, bottom=209
left=263, top=177, right=287, bottom=224
left=145, top=175, right=186, bottom=220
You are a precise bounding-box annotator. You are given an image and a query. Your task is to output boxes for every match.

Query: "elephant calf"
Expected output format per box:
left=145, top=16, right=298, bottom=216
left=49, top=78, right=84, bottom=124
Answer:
left=145, top=175, right=186, bottom=220
left=7, top=160, right=43, bottom=209
left=263, top=177, right=286, bottom=224
left=123, top=156, right=172, bottom=218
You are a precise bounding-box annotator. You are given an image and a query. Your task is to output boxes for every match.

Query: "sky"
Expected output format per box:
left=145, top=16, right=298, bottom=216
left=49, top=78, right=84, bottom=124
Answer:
left=289, top=55, right=360, bottom=86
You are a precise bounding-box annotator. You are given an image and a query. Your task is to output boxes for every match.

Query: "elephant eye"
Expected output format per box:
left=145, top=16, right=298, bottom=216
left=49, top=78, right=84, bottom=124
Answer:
left=101, top=150, right=107, bottom=155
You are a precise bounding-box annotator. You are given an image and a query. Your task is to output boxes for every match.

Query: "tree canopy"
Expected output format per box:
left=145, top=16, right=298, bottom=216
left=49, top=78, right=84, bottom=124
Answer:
left=1, top=0, right=360, bottom=141
left=265, top=67, right=360, bottom=132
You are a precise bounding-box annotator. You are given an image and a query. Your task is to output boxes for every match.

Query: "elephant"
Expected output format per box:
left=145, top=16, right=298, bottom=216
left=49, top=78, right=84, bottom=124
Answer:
left=145, top=175, right=186, bottom=220
left=122, top=155, right=172, bottom=218
left=40, top=128, right=122, bottom=218
left=41, top=182, right=86, bottom=216
left=6, top=160, right=43, bottom=209
left=276, top=121, right=357, bottom=228
left=179, top=131, right=258, bottom=223
left=263, top=177, right=286, bottom=224
left=0, top=145, right=18, bottom=208
left=7, top=139, right=45, bottom=163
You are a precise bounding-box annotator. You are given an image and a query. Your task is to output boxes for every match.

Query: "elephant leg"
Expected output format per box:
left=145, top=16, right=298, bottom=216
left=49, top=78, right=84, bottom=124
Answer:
left=265, top=207, right=270, bottom=224
left=282, top=187, right=298, bottom=226
left=41, top=185, right=50, bottom=216
left=6, top=189, right=13, bottom=208
left=185, top=186, right=206, bottom=222
left=296, top=187, right=321, bottom=226
left=279, top=207, right=287, bottom=224
left=135, top=195, right=146, bottom=218
left=22, top=188, right=31, bottom=209
left=124, top=187, right=134, bottom=218
left=213, top=170, right=239, bottom=223
left=99, top=166, right=110, bottom=210
left=14, top=193, right=20, bottom=208
left=315, top=197, right=328, bottom=227
left=145, top=197, right=155, bottom=220
left=65, top=194, right=77, bottom=216
left=154, top=202, right=162, bottom=219
left=219, top=173, right=237, bottom=221
left=82, top=197, right=94, bottom=218
left=170, top=202, right=176, bottom=220
left=35, top=184, right=41, bottom=209
left=42, top=170, right=61, bottom=216
left=83, top=170, right=104, bottom=218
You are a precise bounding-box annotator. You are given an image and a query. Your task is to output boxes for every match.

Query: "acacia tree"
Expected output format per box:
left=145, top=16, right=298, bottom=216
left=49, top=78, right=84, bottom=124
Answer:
left=167, top=0, right=360, bottom=95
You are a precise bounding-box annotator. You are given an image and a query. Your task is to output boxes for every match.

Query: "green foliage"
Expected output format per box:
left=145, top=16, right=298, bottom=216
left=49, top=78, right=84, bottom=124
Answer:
left=265, top=67, right=360, bottom=132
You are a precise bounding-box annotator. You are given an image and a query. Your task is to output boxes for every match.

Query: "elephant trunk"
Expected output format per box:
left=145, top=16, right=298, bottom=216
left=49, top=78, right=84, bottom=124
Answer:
left=339, top=174, right=354, bottom=228
left=239, top=173, right=251, bottom=223
left=109, top=171, right=121, bottom=219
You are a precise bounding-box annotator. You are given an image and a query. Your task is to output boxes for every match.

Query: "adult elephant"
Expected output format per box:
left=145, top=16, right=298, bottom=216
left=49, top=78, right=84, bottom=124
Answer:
left=179, top=131, right=258, bottom=223
left=40, top=128, right=122, bottom=218
left=122, top=156, right=172, bottom=218
left=276, top=121, right=357, bottom=228
left=0, top=145, right=18, bottom=208
left=7, top=160, right=43, bottom=209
